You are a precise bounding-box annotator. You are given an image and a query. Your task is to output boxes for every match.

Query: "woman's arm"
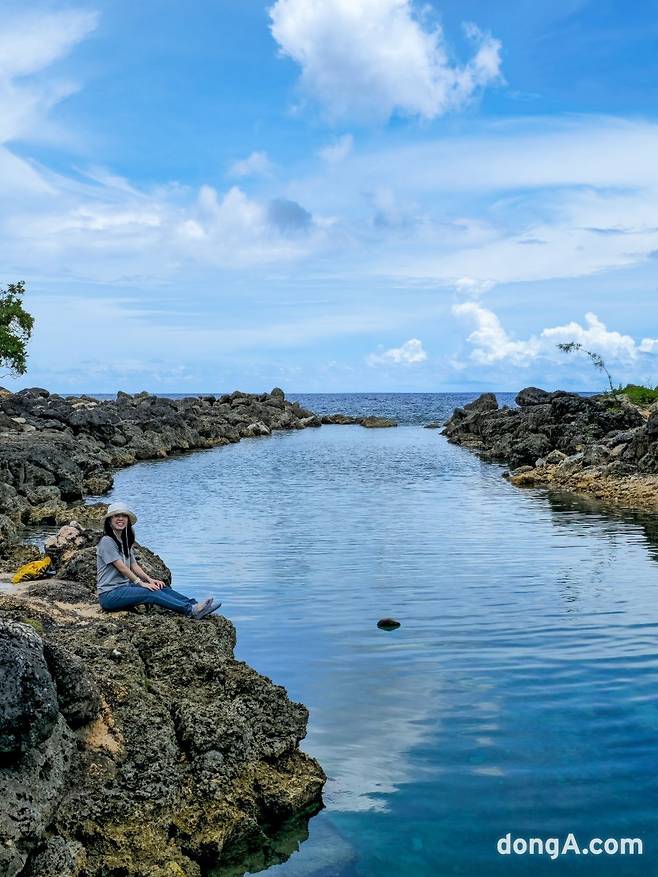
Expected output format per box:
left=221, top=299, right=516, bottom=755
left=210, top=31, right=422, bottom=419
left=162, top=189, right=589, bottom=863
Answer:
left=112, top=558, right=162, bottom=591
left=130, top=559, right=165, bottom=589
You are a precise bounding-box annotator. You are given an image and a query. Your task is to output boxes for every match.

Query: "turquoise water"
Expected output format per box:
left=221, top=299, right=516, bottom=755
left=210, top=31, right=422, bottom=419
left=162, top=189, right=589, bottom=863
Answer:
left=100, top=394, right=658, bottom=875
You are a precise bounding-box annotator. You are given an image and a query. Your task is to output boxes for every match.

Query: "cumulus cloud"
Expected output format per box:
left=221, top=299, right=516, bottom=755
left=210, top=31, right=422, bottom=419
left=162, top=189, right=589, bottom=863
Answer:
left=541, top=313, right=641, bottom=361
left=367, top=338, right=427, bottom=366
left=452, top=303, right=538, bottom=365
left=319, top=134, right=354, bottom=163
left=269, top=0, right=502, bottom=122
left=267, top=197, right=313, bottom=234
left=453, top=304, right=658, bottom=367
left=228, top=150, right=273, bottom=178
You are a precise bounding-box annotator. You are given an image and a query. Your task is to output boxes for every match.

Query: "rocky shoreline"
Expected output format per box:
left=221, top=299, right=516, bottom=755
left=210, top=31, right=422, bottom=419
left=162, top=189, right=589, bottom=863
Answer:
left=1, top=564, right=325, bottom=877
left=443, top=387, right=658, bottom=510
left=0, top=387, right=345, bottom=877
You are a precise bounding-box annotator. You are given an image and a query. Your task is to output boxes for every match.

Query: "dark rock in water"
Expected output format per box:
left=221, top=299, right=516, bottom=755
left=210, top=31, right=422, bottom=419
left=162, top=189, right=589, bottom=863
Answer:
left=321, top=413, right=361, bottom=425
left=377, top=618, right=401, bottom=630
left=361, top=417, right=398, bottom=429
left=299, top=415, right=322, bottom=428
left=424, top=421, right=442, bottom=429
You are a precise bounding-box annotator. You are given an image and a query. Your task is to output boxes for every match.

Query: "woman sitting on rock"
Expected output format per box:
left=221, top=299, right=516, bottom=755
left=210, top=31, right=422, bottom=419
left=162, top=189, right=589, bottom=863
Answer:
left=97, top=501, right=221, bottom=619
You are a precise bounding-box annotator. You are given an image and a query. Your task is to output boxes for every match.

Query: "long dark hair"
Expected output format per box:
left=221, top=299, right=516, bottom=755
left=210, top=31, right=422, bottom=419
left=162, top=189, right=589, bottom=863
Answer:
left=104, top=517, right=135, bottom=559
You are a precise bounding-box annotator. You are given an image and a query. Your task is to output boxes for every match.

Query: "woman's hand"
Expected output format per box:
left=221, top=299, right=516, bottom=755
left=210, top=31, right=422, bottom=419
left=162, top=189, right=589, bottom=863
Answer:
left=151, top=578, right=166, bottom=589
left=141, top=580, right=164, bottom=591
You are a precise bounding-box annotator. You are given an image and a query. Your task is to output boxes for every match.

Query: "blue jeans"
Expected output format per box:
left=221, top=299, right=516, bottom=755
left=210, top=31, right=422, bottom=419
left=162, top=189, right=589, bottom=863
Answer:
left=99, top=585, right=196, bottom=616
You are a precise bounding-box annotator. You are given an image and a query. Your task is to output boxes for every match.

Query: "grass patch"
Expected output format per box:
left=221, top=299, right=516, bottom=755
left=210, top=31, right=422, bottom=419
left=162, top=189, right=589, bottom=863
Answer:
left=615, top=384, right=658, bottom=406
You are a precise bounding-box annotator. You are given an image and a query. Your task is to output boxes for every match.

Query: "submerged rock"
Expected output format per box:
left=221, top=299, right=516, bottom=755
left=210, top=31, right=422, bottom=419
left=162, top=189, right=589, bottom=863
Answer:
left=377, top=618, right=401, bottom=630
left=361, top=417, right=398, bottom=429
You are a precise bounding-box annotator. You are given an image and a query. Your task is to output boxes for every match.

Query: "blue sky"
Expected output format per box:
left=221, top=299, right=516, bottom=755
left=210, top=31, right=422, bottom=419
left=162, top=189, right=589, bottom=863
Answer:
left=2, top=0, right=658, bottom=393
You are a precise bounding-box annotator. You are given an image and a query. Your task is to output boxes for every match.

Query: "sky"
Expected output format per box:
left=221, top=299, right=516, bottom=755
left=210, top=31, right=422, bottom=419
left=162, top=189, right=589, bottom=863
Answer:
left=1, top=0, right=658, bottom=393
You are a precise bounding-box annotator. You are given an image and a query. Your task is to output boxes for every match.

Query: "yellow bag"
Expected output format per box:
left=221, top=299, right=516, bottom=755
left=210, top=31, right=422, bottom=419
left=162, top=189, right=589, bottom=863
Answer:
left=12, top=556, right=52, bottom=583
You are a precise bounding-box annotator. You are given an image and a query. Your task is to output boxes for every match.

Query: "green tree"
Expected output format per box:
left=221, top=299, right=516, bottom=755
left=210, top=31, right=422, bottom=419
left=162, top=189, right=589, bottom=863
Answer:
left=0, top=281, right=35, bottom=377
left=557, top=341, right=616, bottom=395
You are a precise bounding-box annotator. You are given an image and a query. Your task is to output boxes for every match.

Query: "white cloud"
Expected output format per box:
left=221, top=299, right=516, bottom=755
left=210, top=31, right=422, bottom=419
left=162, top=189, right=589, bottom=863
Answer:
left=282, top=117, right=658, bottom=290
left=269, top=0, right=502, bottom=122
left=337, top=117, right=658, bottom=194
left=0, top=9, right=98, bottom=144
left=452, top=303, right=539, bottom=365
left=319, top=134, right=353, bottom=163
left=453, top=304, right=658, bottom=368
left=0, top=9, right=98, bottom=79
left=228, top=150, right=273, bottom=178
left=541, top=312, right=640, bottom=361
left=454, top=276, right=496, bottom=298
left=367, top=338, right=427, bottom=366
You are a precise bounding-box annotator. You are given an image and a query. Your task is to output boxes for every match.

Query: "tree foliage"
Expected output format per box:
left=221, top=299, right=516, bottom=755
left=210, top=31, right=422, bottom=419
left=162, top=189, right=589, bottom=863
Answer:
left=0, top=281, right=35, bottom=376
left=556, top=341, right=616, bottom=395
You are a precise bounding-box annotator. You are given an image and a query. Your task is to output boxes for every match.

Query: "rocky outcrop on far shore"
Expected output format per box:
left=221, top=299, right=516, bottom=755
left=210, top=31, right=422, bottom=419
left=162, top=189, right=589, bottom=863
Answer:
left=443, top=387, right=658, bottom=510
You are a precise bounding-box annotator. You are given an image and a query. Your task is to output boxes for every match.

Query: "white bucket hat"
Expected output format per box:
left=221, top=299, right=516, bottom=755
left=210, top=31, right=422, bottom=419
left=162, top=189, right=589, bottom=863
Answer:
left=104, top=501, right=138, bottom=525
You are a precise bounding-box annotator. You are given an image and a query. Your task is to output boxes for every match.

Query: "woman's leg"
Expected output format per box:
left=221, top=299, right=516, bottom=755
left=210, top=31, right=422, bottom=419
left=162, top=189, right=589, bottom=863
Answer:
left=161, top=585, right=196, bottom=606
left=100, top=585, right=193, bottom=616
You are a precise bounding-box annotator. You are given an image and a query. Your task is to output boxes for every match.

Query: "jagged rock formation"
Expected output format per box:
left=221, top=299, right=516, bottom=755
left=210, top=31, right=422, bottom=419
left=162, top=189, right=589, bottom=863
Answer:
left=0, top=529, right=325, bottom=877
left=443, top=388, right=658, bottom=509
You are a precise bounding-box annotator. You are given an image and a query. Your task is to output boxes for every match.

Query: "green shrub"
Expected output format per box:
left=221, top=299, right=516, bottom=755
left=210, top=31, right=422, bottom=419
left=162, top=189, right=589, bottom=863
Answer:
left=616, top=384, right=658, bottom=406
left=1, top=281, right=34, bottom=376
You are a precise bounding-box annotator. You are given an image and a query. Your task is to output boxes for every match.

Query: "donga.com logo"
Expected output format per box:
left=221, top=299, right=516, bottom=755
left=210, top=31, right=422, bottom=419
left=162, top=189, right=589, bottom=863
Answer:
left=497, top=832, right=643, bottom=860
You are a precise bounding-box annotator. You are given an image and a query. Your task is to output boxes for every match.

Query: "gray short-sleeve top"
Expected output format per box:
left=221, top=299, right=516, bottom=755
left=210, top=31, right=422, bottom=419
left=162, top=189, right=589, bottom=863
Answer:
left=96, top=534, right=135, bottom=594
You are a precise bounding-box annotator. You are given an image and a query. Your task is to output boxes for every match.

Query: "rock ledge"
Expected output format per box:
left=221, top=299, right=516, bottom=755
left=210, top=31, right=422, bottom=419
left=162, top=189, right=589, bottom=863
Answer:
left=0, top=544, right=325, bottom=877
left=443, top=388, right=658, bottom=510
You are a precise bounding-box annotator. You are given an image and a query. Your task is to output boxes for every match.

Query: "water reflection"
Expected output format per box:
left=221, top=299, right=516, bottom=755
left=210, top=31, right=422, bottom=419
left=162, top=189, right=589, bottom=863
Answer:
left=208, top=806, right=328, bottom=877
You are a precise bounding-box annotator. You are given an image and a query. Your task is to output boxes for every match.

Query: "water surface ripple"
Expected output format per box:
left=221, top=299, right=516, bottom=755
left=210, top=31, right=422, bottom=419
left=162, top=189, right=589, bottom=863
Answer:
left=103, top=394, right=658, bottom=876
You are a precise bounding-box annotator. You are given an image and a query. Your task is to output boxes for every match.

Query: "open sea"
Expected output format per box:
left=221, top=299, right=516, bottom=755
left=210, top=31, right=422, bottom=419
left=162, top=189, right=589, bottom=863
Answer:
left=88, top=393, right=658, bottom=876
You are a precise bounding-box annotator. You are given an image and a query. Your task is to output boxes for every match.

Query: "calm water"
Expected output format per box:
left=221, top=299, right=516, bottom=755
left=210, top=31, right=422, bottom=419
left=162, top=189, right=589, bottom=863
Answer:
left=94, top=393, right=658, bottom=876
